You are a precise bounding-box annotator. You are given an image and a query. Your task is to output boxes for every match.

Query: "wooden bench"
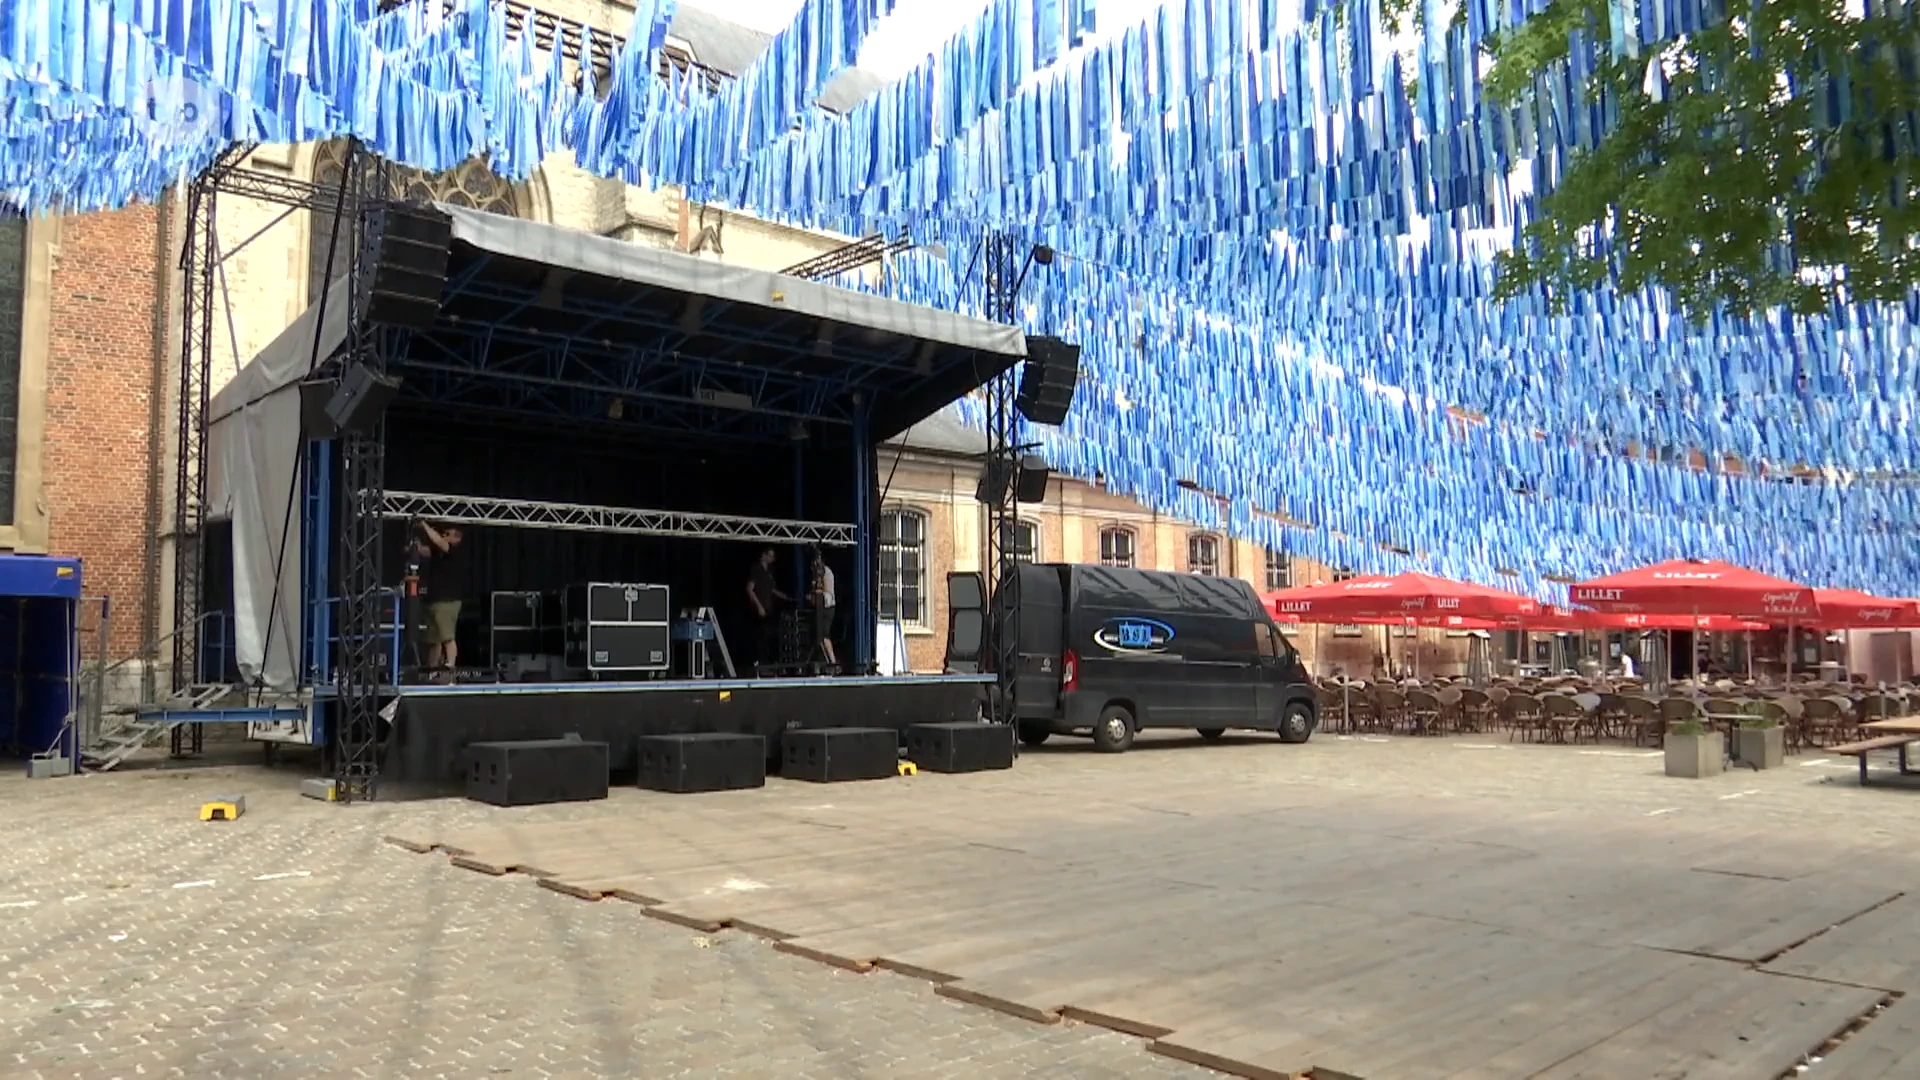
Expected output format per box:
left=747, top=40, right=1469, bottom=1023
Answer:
left=1829, top=735, right=1919, bottom=785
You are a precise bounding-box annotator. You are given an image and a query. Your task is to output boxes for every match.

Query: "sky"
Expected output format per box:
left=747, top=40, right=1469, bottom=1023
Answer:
left=691, top=0, right=1168, bottom=81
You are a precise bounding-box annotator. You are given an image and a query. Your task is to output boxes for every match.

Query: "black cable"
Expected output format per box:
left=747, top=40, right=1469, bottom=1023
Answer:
left=254, top=143, right=358, bottom=703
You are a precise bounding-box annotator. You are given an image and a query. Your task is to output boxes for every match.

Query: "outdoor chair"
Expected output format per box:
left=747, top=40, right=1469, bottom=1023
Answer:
left=1620, top=695, right=1664, bottom=747
left=1659, top=697, right=1704, bottom=741
left=1373, top=688, right=1410, bottom=734
left=1801, top=697, right=1855, bottom=748
left=1404, top=689, right=1443, bottom=735
left=1503, top=693, right=1546, bottom=743
left=1743, top=700, right=1794, bottom=752
left=1856, top=694, right=1903, bottom=727
left=1457, top=688, right=1494, bottom=733
left=1539, top=694, right=1587, bottom=743
left=1593, top=693, right=1630, bottom=741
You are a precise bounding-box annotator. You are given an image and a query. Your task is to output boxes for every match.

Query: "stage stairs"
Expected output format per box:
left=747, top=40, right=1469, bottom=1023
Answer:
left=84, top=683, right=241, bottom=772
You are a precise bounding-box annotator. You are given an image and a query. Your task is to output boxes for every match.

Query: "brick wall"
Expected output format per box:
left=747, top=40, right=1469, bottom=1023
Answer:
left=43, top=206, right=163, bottom=657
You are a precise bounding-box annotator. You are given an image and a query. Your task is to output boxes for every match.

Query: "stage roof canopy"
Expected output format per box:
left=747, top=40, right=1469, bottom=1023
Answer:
left=210, top=202, right=1026, bottom=445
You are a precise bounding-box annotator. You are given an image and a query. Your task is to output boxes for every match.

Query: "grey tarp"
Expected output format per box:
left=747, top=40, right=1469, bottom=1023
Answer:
left=204, top=204, right=1022, bottom=690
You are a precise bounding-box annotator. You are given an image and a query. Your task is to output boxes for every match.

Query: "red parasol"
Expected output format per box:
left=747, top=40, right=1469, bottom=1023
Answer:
left=1263, top=571, right=1540, bottom=622
left=1807, top=589, right=1920, bottom=628
left=1570, top=559, right=1814, bottom=619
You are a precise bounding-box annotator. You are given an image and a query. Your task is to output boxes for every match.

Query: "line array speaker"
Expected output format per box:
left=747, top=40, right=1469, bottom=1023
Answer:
left=943, top=571, right=986, bottom=673
left=360, top=201, right=453, bottom=329
left=974, top=457, right=1012, bottom=506
left=1016, top=455, right=1050, bottom=503
left=325, top=362, right=402, bottom=436
left=1016, top=335, right=1080, bottom=426
left=298, top=378, right=341, bottom=438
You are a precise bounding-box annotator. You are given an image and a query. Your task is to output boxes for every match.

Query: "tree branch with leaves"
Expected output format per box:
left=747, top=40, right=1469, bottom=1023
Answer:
left=1479, top=0, right=1920, bottom=316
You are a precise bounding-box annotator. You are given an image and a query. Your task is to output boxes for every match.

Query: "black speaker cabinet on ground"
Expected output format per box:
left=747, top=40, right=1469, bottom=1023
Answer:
left=360, top=201, right=453, bottom=328
left=907, top=722, right=1016, bottom=773
left=1016, top=335, right=1081, bottom=425
left=782, top=727, right=898, bottom=783
left=325, top=362, right=401, bottom=435
left=465, top=738, right=609, bottom=807
left=638, top=733, right=767, bottom=793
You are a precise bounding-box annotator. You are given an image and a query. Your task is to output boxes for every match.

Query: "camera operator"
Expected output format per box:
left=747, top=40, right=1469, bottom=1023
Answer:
left=414, top=520, right=468, bottom=675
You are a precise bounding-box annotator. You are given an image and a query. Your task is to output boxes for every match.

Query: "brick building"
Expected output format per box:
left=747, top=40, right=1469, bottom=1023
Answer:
left=0, top=3, right=1475, bottom=696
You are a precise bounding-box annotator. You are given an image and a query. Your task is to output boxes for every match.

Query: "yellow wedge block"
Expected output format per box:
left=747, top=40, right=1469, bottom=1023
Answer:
left=200, top=795, right=247, bottom=821
left=896, top=761, right=918, bottom=776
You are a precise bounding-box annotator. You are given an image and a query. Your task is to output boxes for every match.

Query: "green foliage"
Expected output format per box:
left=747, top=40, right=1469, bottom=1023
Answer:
left=1668, top=719, right=1707, bottom=736
left=1483, top=0, right=1920, bottom=316
left=1739, top=715, right=1779, bottom=729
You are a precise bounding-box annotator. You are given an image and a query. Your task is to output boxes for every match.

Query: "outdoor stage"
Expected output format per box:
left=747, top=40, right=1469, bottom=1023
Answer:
left=196, top=198, right=1040, bottom=797
left=379, top=673, right=992, bottom=791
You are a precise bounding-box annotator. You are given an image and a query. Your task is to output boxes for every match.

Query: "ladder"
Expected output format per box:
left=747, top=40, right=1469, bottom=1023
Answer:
left=84, top=683, right=236, bottom=772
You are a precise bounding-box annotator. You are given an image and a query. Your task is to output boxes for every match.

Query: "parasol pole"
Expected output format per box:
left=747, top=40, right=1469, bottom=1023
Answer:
left=1690, top=608, right=1700, bottom=684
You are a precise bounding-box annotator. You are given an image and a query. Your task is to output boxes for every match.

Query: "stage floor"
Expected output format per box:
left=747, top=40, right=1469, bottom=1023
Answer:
left=386, top=731, right=1920, bottom=1080
left=390, top=673, right=992, bottom=698
left=382, top=672, right=993, bottom=790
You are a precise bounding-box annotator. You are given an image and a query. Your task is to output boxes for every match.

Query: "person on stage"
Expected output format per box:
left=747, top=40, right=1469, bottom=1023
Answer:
left=416, top=521, right=468, bottom=676
left=810, top=549, right=838, bottom=668
left=748, top=547, right=790, bottom=668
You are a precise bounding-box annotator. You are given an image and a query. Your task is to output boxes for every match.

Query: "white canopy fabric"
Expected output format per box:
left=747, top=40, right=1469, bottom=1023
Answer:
left=204, top=204, right=1022, bottom=690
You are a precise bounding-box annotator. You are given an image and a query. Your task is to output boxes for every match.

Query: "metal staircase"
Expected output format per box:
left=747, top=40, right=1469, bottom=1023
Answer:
left=84, top=683, right=239, bottom=772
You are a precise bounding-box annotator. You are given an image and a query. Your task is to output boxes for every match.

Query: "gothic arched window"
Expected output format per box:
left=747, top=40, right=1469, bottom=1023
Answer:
left=307, top=143, right=522, bottom=306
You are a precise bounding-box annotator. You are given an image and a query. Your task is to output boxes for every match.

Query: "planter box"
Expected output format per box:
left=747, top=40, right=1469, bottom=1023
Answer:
left=1735, top=725, right=1785, bottom=770
left=1665, top=732, right=1722, bottom=778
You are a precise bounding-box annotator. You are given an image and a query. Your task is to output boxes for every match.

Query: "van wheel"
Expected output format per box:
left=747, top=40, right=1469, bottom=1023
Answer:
left=1093, top=706, right=1135, bottom=753
left=1197, top=728, right=1226, bottom=741
left=1017, top=723, right=1052, bottom=747
left=1277, top=703, right=1315, bottom=744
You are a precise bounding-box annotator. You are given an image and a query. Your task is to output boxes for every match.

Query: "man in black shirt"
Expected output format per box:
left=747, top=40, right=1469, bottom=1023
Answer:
left=747, top=547, right=790, bottom=669
left=417, top=521, right=469, bottom=673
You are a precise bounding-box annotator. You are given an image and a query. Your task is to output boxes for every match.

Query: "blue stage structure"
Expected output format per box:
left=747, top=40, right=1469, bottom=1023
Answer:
left=196, top=199, right=1024, bottom=797
left=0, top=555, right=82, bottom=768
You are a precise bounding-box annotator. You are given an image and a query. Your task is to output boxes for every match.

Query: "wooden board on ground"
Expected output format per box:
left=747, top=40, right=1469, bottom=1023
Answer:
left=1761, top=893, right=1920, bottom=991
left=1801, top=994, right=1920, bottom=1079
left=383, top=737, right=1920, bottom=1079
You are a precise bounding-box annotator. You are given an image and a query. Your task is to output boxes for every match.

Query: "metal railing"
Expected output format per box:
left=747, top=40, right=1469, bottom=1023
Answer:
left=75, top=610, right=230, bottom=751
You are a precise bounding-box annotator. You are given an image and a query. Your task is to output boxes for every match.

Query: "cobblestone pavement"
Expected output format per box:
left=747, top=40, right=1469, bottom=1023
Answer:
left=0, top=750, right=1207, bottom=1080
left=4, top=729, right=1917, bottom=1080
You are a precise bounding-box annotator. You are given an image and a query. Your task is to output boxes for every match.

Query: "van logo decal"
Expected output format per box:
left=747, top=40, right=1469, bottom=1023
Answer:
left=1094, top=618, right=1176, bottom=653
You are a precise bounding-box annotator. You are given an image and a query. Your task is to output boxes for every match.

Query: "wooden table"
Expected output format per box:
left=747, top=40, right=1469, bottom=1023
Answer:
left=1847, top=719, right=1920, bottom=783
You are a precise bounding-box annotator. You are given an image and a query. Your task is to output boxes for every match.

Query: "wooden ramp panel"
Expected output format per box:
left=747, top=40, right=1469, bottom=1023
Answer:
left=1527, top=969, right=1882, bottom=1080
left=1155, top=937, right=1627, bottom=1080
left=1630, top=879, right=1903, bottom=962
left=1762, top=893, right=1920, bottom=991
left=1807, top=994, right=1920, bottom=1079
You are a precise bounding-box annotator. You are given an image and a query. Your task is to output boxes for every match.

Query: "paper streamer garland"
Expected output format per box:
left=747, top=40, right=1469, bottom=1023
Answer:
left=3, top=0, right=1917, bottom=597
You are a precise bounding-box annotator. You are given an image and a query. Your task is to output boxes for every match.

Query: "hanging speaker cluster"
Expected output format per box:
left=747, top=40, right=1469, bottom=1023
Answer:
left=1015, top=335, right=1080, bottom=426
left=299, top=363, right=402, bottom=439
left=976, top=455, right=1052, bottom=505
left=358, top=200, right=453, bottom=329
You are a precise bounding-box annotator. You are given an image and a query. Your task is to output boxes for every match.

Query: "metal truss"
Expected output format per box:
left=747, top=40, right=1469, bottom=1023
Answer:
left=377, top=491, right=856, bottom=547
left=398, top=318, right=849, bottom=432
left=334, top=150, right=395, bottom=803
left=981, top=233, right=1025, bottom=725
left=782, top=233, right=914, bottom=282
left=168, top=144, right=254, bottom=761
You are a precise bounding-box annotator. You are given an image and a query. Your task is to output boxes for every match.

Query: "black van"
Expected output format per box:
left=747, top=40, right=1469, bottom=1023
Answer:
left=949, top=563, right=1318, bottom=752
